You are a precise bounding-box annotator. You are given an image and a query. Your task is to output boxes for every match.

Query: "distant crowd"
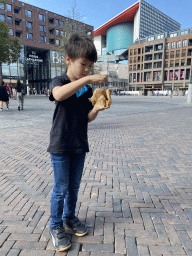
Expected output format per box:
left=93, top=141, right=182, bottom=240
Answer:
left=0, top=80, right=26, bottom=111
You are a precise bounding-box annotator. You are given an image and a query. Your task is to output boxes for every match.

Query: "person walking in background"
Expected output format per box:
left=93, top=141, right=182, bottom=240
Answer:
left=16, top=79, right=25, bottom=111
left=12, top=86, right=17, bottom=100
left=5, top=83, right=11, bottom=105
left=0, top=81, right=9, bottom=111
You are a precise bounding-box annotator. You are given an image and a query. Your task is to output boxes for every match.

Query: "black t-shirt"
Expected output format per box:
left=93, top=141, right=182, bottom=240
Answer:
left=47, top=73, right=93, bottom=153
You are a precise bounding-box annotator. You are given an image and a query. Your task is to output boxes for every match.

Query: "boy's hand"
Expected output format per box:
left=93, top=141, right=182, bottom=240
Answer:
left=88, top=74, right=108, bottom=85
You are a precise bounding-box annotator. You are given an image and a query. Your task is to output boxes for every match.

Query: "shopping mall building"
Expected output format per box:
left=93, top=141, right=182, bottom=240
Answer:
left=93, top=0, right=181, bottom=91
left=0, top=0, right=93, bottom=93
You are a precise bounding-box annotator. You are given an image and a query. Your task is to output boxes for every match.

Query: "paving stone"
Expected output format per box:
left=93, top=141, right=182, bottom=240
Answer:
left=149, top=245, right=186, bottom=255
left=82, top=243, right=114, bottom=252
left=126, top=237, right=138, bottom=256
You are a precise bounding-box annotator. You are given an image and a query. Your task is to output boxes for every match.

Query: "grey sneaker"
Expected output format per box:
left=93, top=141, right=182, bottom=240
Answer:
left=50, top=225, right=71, bottom=251
left=64, top=217, right=88, bottom=237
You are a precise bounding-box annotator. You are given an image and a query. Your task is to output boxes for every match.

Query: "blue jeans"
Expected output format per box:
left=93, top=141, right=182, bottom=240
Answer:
left=50, top=152, right=86, bottom=229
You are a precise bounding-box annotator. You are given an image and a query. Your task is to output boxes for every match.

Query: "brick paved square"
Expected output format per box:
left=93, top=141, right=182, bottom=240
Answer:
left=0, top=96, right=192, bottom=255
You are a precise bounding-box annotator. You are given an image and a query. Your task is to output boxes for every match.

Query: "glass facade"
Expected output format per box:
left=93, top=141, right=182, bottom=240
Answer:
left=139, top=0, right=180, bottom=39
left=1, top=46, right=66, bottom=93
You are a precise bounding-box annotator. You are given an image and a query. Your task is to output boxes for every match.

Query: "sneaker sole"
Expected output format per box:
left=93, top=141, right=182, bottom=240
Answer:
left=74, top=230, right=88, bottom=237
left=57, top=244, right=71, bottom=252
left=50, top=232, right=71, bottom=251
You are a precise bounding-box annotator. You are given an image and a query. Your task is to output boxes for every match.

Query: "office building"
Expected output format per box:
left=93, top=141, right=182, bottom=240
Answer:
left=0, top=0, right=93, bottom=92
left=128, top=28, right=192, bottom=95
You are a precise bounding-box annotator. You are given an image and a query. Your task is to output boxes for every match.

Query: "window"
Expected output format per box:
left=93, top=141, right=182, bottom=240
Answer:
left=0, top=14, right=5, bottom=21
left=181, top=30, right=188, bottom=35
left=40, top=35, right=45, bottom=43
left=14, top=7, right=20, bottom=14
left=170, top=60, right=174, bottom=67
left=27, top=33, right=33, bottom=40
left=165, top=61, right=168, bottom=68
left=49, top=28, right=54, bottom=35
left=0, top=3, right=4, bottom=9
left=16, top=31, right=21, bottom=37
left=165, top=52, right=169, bottom=59
left=133, top=65, right=136, bottom=71
left=176, top=41, right=181, bottom=48
left=69, top=24, right=73, bottom=29
left=56, top=39, right=60, bottom=46
left=183, top=39, right=187, bottom=47
left=153, top=71, right=161, bottom=81
left=49, top=38, right=54, bottom=44
left=182, top=49, right=186, bottom=57
left=26, top=21, right=32, bottom=29
left=60, top=21, right=65, bottom=27
left=6, top=3, right=11, bottom=11
left=79, top=27, right=83, bottom=32
left=134, top=49, right=137, bottom=55
left=180, top=69, right=185, bottom=79
left=166, top=43, right=169, bottom=50
left=129, top=65, right=132, bottom=71
left=170, top=32, right=177, bottom=38
left=181, top=59, right=185, bottom=66
left=170, top=51, right=174, bottom=58
left=56, top=29, right=59, bottom=36
left=39, top=14, right=45, bottom=21
left=130, top=49, right=133, bottom=56
left=171, top=42, right=175, bottom=49
left=8, top=28, right=13, bottom=36
left=39, top=25, right=46, bottom=32
left=175, top=59, right=179, bottom=67
left=164, top=71, right=168, bottom=81
left=169, top=70, right=173, bottom=81
left=7, top=16, right=12, bottom=24
left=174, top=70, right=179, bottom=80
left=61, top=31, right=66, bottom=37
left=175, top=50, right=180, bottom=58
left=56, top=19, right=59, bottom=26
left=49, top=17, right=54, bottom=24
left=25, top=10, right=32, bottom=17
left=15, top=19, right=21, bottom=26
left=129, top=73, right=132, bottom=83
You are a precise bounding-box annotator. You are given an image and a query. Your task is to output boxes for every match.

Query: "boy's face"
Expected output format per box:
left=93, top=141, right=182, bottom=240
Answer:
left=66, top=56, right=94, bottom=82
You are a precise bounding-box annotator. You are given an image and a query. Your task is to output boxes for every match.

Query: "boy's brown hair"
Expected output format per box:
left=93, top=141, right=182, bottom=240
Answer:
left=64, top=33, right=97, bottom=63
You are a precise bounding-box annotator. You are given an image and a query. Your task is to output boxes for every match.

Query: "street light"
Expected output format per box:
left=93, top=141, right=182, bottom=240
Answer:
left=187, top=65, right=192, bottom=103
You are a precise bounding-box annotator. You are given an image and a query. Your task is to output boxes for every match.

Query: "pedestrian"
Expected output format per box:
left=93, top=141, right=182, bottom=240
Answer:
left=0, top=81, right=9, bottom=111
left=5, top=83, right=11, bottom=103
left=47, top=32, right=108, bottom=252
left=16, top=79, right=25, bottom=111
left=12, top=86, right=17, bottom=100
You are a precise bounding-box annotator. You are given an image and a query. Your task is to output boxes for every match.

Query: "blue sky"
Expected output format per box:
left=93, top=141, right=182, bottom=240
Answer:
left=23, top=0, right=191, bottom=30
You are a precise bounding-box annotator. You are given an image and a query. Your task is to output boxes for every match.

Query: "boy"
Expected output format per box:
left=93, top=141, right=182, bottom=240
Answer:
left=47, top=33, right=108, bottom=251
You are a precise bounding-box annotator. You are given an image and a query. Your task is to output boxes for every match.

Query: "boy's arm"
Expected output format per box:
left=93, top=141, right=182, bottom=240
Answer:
left=87, top=106, right=100, bottom=123
left=52, top=75, right=108, bottom=101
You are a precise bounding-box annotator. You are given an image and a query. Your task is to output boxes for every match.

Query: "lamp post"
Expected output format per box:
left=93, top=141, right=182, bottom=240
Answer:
left=187, top=65, right=192, bottom=103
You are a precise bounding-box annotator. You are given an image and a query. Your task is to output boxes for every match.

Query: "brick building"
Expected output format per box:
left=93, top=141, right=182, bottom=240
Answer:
left=128, top=28, right=192, bottom=95
left=0, top=0, right=93, bottom=93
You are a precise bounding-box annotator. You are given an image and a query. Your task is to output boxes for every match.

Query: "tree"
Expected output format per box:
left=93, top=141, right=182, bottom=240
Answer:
left=59, top=0, right=86, bottom=50
left=0, top=0, right=22, bottom=82
left=51, top=0, right=86, bottom=75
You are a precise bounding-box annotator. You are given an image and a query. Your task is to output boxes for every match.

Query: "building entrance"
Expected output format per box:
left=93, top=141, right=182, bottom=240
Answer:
left=25, top=46, right=51, bottom=94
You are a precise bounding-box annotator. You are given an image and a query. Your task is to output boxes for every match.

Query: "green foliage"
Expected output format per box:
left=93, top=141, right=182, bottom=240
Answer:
left=0, top=21, right=22, bottom=66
